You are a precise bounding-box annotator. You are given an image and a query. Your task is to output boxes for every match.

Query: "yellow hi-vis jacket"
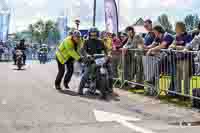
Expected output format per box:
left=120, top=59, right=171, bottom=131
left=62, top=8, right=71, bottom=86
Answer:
left=56, top=36, right=80, bottom=64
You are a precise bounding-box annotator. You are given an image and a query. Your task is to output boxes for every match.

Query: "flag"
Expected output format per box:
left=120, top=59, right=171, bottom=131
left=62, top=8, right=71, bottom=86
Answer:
left=0, top=10, right=10, bottom=42
left=104, top=0, right=119, bottom=34
left=57, top=15, right=68, bottom=42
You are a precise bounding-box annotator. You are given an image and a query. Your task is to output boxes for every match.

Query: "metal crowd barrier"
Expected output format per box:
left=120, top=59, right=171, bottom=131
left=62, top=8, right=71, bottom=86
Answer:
left=0, top=53, right=13, bottom=62
left=113, top=48, right=200, bottom=100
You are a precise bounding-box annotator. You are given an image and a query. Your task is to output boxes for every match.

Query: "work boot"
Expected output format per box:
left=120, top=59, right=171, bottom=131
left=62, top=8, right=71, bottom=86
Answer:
left=78, top=87, right=84, bottom=95
left=55, top=84, right=62, bottom=90
left=64, top=83, right=70, bottom=90
left=100, top=93, right=108, bottom=101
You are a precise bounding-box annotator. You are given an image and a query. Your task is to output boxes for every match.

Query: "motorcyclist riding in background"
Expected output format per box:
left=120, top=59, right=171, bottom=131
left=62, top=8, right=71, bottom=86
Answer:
left=13, top=39, right=26, bottom=65
left=78, top=27, right=115, bottom=99
left=38, top=44, right=49, bottom=63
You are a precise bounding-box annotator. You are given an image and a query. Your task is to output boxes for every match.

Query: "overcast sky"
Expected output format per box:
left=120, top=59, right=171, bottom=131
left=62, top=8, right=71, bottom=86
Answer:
left=0, top=0, right=200, bottom=33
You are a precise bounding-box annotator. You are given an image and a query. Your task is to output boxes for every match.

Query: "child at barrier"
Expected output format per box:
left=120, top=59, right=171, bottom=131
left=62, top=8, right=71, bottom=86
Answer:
left=169, top=22, right=193, bottom=97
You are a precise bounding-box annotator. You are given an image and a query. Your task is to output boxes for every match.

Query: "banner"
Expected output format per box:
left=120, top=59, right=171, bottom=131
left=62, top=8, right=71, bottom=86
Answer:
left=57, top=16, right=68, bottom=42
left=104, top=0, right=119, bottom=34
left=0, top=11, right=10, bottom=42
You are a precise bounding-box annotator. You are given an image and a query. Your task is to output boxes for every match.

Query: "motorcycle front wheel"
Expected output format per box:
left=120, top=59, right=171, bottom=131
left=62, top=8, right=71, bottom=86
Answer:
left=97, top=76, right=109, bottom=98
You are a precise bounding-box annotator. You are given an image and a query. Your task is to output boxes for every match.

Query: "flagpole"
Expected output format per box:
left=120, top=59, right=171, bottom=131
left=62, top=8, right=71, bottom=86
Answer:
left=118, top=0, right=120, bottom=31
left=114, top=0, right=119, bottom=33
left=93, top=0, right=96, bottom=27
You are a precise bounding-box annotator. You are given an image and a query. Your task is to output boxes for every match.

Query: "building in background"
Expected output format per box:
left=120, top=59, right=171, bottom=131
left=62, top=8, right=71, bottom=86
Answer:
left=132, top=18, right=147, bottom=34
left=57, top=12, right=69, bottom=42
left=0, top=10, right=10, bottom=42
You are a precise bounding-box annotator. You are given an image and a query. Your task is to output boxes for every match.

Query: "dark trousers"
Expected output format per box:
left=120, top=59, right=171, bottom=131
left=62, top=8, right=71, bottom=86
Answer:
left=55, top=57, right=74, bottom=87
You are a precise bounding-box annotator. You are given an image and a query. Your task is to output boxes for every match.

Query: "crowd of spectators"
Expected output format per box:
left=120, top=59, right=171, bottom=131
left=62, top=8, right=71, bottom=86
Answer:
left=0, top=40, right=56, bottom=62
left=0, top=40, right=13, bottom=61
left=98, top=19, right=200, bottom=96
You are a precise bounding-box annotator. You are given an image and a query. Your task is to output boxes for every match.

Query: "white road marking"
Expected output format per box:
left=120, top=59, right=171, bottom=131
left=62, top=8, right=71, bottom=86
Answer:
left=1, top=99, right=7, bottom=105
left=94, top=110, right=156, bottom=133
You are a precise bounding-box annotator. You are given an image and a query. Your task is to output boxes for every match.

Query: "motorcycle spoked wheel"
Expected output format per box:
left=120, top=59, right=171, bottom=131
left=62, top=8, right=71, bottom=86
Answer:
left=97, top=75, right=110, bottom=98
left=17, top=58, right=22, bottom=70
left=86, top=80, right=99, bottom=96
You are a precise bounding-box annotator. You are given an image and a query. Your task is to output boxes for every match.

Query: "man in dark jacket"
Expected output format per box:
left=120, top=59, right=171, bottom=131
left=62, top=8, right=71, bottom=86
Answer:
left=78, top=27, right=116, bottom=99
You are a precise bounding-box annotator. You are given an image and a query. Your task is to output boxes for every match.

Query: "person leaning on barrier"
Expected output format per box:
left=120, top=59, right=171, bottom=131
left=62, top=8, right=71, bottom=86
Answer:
left=169, top=21, right=193, bottom=96
left=147, top=25, right=174, bottom=55
left=144, top=25, right=174, bottom=88
left=122, top=26, right=144, bottom=89
left=191, top=21, right=200, bottom=39
left=184, top=32, right=200, bottom=51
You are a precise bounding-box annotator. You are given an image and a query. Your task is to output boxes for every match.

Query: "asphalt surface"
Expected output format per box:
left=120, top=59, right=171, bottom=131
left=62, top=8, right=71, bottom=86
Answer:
left=0, top=61, right=200, bottom=133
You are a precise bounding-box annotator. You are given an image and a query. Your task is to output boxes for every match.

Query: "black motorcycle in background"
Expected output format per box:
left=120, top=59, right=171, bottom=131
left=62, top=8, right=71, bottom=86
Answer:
left=38, top=51, right=47, bottom=64
left=38, top=44, right=48, bottom=64
left=15, top=50, right=23, bottom=70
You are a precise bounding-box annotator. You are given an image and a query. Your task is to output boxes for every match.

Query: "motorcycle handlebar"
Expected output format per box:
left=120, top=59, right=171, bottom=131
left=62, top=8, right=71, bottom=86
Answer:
left=81, top=54, right=108, bottom=64
left=85, top=54, right=105, bottom=58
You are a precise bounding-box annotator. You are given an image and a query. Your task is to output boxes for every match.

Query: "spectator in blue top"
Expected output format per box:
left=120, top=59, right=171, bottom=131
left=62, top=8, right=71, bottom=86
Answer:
left=169, top=22, right=193, bottom=50
left=147, top=25, right=174, bottom=55
left=143, top=19, right=155, bottom=46
left=169, top=22, right=193, bottom=96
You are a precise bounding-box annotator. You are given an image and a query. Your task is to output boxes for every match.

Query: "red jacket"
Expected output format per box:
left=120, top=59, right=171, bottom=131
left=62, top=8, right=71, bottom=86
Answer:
left=112, top=37, right=123, bottom=54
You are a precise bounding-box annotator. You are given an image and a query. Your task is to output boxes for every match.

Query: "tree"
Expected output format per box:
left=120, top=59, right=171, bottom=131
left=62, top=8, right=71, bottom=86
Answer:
left=27, top=19, right=60, bottom=45
left=158, top=14, right=173, bottom=33
left=184, top=14, right=199, bottom=31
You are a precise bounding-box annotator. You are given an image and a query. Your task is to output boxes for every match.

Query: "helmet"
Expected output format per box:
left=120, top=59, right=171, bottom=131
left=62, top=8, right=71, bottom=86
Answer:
left=88, top=27, right=99, bottom=38
left=72, top=30, right=82, bottom=37
left=20, top=39, right=25, bottom=43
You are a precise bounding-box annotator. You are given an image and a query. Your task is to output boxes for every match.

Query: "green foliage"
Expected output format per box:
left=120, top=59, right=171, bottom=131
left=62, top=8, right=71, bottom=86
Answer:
left=158, top=14, right=173, bottom=33
left=184, top=14, right=199, bottom=31
left=28, top=19, right=60, bottom=45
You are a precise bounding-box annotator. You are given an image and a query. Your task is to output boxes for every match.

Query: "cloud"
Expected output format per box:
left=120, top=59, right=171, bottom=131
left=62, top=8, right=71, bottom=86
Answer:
left=5, top=0, right=200, bottom=33
left=0, top=0, right=9, bottom=10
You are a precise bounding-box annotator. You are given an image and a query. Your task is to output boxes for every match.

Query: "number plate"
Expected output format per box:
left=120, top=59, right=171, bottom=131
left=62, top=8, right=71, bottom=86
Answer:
left=100, top=67, right=107, bottom=74
left=95, top=57, right=106, bottom=65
